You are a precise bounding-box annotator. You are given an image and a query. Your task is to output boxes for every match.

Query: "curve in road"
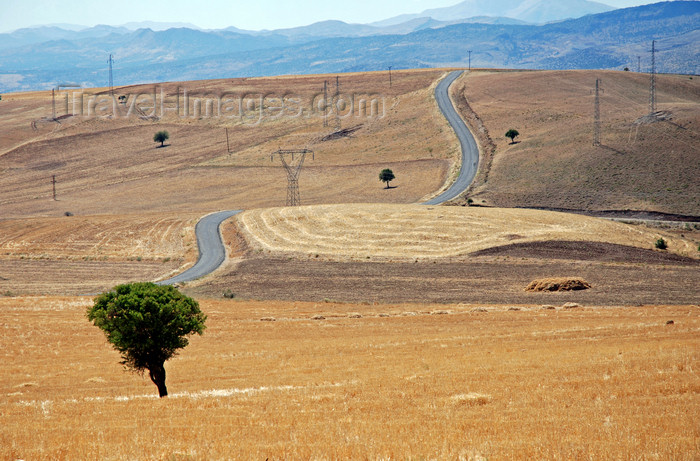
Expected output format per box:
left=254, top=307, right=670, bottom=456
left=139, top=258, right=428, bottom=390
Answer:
left=157, top=72, right=475, bottom=284
left=423, top=70, right=479, bottom=205
left=157, top=209, right=242, bottom=285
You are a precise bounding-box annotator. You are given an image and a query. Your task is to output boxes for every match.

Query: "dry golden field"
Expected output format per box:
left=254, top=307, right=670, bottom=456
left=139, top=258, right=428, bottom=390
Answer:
left=0, top=213, right=199, bottom=295
left=1, top=296, right=698, bottom=459
left=0, top=69, right=456, bottom=219
left=453, top=70, right=700, bottom=216
left=233, top=203, right=698, bottom=260
left=2, top=69, right=699, bottom=459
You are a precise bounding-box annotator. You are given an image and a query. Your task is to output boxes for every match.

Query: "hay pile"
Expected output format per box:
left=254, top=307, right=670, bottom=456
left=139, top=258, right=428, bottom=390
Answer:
left=526, top=278, right=591, bottom=292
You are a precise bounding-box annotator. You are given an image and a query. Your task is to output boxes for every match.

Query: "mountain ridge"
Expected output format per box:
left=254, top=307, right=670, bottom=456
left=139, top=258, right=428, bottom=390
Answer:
left=0, top=2, right=697, bottom=93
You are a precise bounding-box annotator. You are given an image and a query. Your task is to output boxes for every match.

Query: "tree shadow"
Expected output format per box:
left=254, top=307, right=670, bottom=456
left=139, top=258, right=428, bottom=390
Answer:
left=155, top=144, right=170, bottom=148
left=384, top=185, right=398, bottom=189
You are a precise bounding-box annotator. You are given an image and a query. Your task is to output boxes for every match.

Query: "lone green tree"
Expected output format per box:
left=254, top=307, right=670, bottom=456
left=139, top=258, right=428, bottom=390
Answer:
left=379, top=168, right=395, bottom=189
left=153, top=130, right=169, bottom=147
left=505, top=129, right=520, bottom=144
left=86, top=282, right=206, bottom=398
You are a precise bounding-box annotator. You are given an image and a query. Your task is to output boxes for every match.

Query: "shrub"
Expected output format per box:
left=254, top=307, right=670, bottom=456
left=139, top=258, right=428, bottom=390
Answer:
left=655, top=238, right=667, bottom=250
left=223, top=289, right=236, bottom=299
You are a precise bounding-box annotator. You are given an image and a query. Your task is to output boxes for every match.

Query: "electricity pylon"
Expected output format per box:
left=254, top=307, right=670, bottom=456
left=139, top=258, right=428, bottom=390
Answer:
left=272, top=149, right=314, bottom=206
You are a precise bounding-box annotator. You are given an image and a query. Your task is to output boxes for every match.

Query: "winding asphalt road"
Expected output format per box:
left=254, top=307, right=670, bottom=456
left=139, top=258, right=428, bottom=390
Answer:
left=423, top=70, right=479, bottom=205
left=157, top=71, right=477, bottom=284
left=156, top=210, right=242, bottom=285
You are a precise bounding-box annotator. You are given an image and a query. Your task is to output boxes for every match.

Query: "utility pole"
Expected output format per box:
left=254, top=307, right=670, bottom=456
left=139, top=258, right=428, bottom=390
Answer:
left=108, top=54, right=114, bottom=97
left=467, top=50, right=472, bottom=71
left=388, top=66, right=392, bottom=87
left=594, top=79, right=601, bottom=146
left=637, top=56, right=641, bottom=73
left=52, top=89, right=56, bottom=119
left=323, top=81, right=328, bottom=127
left=225, top=127, right=231, bottom=154
left=52, top=175, right=57, bottom=200
left=333, top=76, right=341, bottom=131
left=649, top=40, right=656, bottom=115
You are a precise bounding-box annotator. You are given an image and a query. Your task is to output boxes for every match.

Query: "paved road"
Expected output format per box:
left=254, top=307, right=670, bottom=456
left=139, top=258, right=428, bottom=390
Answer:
left=157, top=72, right=473, bottom=284
left=423, top=70, right=479, bottom=205
left=157, top=210, right=242, bottom=285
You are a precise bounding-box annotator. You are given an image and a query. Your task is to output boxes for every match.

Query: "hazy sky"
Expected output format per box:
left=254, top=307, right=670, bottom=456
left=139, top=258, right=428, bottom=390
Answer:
left=1, top=0, right=664, bottom=33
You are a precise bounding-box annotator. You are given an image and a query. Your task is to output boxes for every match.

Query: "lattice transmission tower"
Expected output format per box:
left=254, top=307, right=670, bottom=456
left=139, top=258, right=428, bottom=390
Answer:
left=271, top=149, right=314, bottom=206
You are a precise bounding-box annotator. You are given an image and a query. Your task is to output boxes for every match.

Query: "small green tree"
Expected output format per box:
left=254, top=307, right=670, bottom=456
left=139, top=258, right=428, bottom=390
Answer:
left=655, top=237, right=667, bottom=250
left=153, top=130, right=169, bottom=147
left=87, top=282, right=206, bottom=398
left=379, top=168, right=395, bottom=189
left=505, top=129, right=519, bottom=144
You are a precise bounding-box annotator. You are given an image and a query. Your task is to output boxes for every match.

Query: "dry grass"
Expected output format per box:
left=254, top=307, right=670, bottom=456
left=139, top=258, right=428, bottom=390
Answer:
left=0, top=69, right=456, bottom=218
left=233, top=203, right=698, bottom=260
left=1, top=296, right=698, bottom=459
left=0, top=213, right=199, bottom=295
left=455, top=70, right=700, bottom=215
left=0, top=213, right=198, bottom=261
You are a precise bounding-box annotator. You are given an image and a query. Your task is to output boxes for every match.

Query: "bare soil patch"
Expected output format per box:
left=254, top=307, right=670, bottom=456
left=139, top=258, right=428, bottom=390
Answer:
left=187, top=252, right=700, bottom=306
left=469, top=240, right=700, bottom=265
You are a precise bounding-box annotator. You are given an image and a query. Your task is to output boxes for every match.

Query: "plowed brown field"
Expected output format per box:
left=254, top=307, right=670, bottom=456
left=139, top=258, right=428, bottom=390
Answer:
left=453, top=70, right=700, bottom=215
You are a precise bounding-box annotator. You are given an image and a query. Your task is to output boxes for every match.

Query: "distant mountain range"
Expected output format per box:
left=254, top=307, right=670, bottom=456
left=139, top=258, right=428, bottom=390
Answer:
left=372, top=0, right=614, bottom=26
left=0, top=1, right=698, bottom=92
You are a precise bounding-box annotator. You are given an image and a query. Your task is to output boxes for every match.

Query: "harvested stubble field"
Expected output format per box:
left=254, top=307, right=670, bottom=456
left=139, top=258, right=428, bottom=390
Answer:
left=233, top=203, right=698, bottom=259
left=1, top=296, right=698, bottom=459
left=453, top=70, right=700, bottom=216
left=0, top=69, right=456, bottom=218
left=187, top=204, right=700, bottom=305
left=0, top=214, right=199, bottom=295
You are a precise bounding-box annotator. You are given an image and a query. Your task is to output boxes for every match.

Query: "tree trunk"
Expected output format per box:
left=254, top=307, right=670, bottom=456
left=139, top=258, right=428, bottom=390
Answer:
left=149, top=363, right=168, bottom=398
